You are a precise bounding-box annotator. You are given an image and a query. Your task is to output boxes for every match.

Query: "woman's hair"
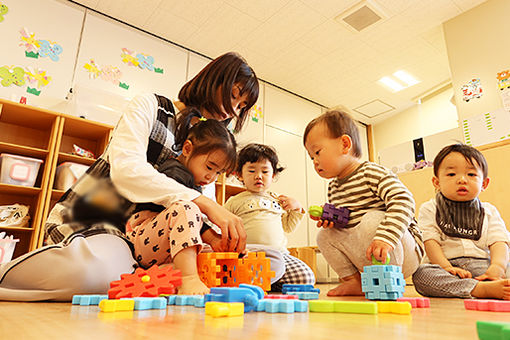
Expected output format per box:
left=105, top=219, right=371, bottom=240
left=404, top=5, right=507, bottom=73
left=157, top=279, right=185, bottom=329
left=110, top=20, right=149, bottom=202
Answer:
left=174, top=117, right=237, bottom=174
left=236, top=143, right=284, bottom=175
left=303, top=110, right=362, bottom=158
left=433, top=143, right=488, bottom=179
left=178, top=52, right=259, bottom=133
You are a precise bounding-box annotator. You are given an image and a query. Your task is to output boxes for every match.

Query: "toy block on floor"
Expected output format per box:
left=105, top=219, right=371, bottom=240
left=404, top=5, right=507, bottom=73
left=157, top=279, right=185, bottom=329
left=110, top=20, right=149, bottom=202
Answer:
left=397, top=297, right=430, bottom=308
left=256, top=299, right=308, bottom=313
left=308, top=300, right=378, bottom=314
left=282, top=284, right=320, bottom=294
left=477, top=321, right=510, bottom=340
left=198, top=252, right=239, bottom=288
left=264, top=294, right=298, bottom=300
left=99, top=299, right=135, bottom=312
left=205, top=284, right=264, bottom=312
left=205, top=302, right=244, bottom=317
left=108, top=265, right=182, bottom=299
left=72, top=295, right=108, bottom=306
left=237, top=252, right=275, bottom=292
left=285, top=291, right=319, bottom=300
left=361, top=265, right=405, bottom=300
left=465, top=299, right=510, bottom=312
left=131, top=297, right=167, bottom=310
left=377, top=301, right=412, bottom=314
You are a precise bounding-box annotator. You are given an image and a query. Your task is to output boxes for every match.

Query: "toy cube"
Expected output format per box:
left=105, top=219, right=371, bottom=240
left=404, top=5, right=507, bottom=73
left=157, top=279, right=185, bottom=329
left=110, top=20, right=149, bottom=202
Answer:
left=309, top=203, right=350, bottom=229
left=361, top=265, right=405, bottom=300
left=197, top=252, right=239, bottom=288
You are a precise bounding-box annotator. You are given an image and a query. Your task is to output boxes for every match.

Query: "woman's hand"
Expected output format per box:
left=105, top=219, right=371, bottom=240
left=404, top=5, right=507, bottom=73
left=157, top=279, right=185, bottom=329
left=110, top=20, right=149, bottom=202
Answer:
left=193, top=195, right=246, bottom=252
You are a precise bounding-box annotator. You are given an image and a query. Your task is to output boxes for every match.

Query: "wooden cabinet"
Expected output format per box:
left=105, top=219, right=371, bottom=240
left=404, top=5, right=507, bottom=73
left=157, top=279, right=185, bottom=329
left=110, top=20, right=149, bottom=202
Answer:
left=0, top=99, right=113, bottom=258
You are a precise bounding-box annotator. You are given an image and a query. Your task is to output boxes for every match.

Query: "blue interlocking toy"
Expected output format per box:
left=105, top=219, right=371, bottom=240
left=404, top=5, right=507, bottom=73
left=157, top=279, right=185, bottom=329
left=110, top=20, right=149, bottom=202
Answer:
left=256, top=299, right=308, bottom=313
left=281, top=284, right=320, bottom=294
left=204, top=283, right=264, bottom=312
left=164, top=295, right=205, bottom=308
left=361, top=265, right=405, bottom=300
left=72, top=294, right=108, bottom=306
left=131, top=297, right=167, bottom=310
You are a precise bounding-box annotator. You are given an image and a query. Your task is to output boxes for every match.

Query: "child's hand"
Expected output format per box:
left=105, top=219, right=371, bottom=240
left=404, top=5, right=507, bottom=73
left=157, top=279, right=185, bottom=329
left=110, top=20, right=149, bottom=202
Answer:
left=201, top=228, right=223, bottom=252
left=475, top=264, right=506, bottom=281
left=443, top=266, right=472, bottom=279
left=366, top=240, right=394, bottom=263
left=315, top=219, right=335, bottom=228
left=278, top=195, right=302, bottom=211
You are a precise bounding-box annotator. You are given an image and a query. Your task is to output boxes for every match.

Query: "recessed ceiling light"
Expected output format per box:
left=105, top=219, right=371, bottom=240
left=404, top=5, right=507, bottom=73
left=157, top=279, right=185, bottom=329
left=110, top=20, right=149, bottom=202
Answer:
left=393, top=70, right=420, bottom=86
left=378, top=76, right=405, bottom=92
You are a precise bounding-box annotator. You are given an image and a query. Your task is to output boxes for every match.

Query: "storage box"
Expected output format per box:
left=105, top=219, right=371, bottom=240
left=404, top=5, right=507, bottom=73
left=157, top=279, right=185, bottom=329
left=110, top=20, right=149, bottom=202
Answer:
left=0, top=153, right=43, bottom=187
left=0, top=238, right=19, bottom=264
left=54, top=162, right=89, bottom=191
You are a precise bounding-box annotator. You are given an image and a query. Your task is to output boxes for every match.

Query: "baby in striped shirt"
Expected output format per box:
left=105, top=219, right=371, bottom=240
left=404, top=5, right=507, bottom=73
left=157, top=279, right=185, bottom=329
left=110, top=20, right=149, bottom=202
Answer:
left=303, top=110, right=424, bottom=296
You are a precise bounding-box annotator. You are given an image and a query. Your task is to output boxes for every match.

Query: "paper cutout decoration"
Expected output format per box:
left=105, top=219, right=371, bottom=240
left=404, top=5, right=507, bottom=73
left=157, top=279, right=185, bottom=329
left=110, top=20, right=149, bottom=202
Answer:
left=251, top=105, right=263, bottom=123
left=0, top=66, right=26, bottom=87
left=83, top=59, right=129, bottom=90
left=0, top=2, right=8, bottom=22
left=19, top=28, right=63, bottom=61
left=38, top=40, right=63, bottom=62
left=25, top=67, right=51, bottom=88
left=121, top=48, right=163, bottom=74
left=461, top=78, right=483, bottom=102
left=26, top=87, right=41, bottom=96
left=496, top=70, right=510, bottom=112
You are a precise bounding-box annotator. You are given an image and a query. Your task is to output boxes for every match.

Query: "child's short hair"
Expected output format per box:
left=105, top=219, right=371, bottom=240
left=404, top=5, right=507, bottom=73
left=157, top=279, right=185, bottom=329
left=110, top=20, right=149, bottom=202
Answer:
left=303, top=110, right=362, bottom=158
left=433, top=143, right=488, bottom=179
left=236, top=143, right=284, bottom=175
left=176, top=118, right=237, bottom=174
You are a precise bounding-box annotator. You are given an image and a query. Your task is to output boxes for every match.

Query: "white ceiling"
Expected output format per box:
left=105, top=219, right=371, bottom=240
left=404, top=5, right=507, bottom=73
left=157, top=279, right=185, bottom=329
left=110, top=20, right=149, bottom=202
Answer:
left=70, top=0, right=487, bottom=124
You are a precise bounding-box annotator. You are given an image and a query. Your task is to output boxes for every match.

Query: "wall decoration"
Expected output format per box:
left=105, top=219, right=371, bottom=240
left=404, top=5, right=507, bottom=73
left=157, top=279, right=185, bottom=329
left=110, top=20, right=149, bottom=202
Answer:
left=461, top=78, right=483, bottom=102
left=0, top=65, right=52, bottom=96
left=0, top=2, right=8, bottom=22
left=463, top=108, right=510, bottom=146
left=120, top=48, right=163, bottom=74
left=0, top=66, right=25, bottom=87
left=83, top=59, right=129, bottom=90
left=19, top=28, right=63, bottom=61
left=250, top=105, right=263, bottom=123
left=496, top=69, right=510, bottom=112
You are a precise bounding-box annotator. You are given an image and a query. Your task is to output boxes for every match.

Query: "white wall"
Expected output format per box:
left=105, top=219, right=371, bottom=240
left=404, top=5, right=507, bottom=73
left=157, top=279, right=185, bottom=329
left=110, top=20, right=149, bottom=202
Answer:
left=373, top=86, right=459, bottom=158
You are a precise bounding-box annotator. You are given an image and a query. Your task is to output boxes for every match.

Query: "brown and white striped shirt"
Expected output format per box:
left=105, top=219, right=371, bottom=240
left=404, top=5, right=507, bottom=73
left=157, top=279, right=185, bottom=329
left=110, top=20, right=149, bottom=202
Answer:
left=328, top=161, right=424, bottom=257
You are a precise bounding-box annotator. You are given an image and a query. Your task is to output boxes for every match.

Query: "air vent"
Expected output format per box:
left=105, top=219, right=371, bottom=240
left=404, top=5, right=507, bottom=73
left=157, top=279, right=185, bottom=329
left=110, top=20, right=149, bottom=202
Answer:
left=335, top=1, right=386, bottom=32
left=354, top=99, right=395, bottom=118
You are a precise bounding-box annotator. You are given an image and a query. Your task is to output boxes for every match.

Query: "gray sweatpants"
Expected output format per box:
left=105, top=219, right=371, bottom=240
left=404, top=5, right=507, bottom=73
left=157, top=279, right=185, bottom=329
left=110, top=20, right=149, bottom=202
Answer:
left=412, top=257, right=510, bottom=298
left=316, top=211, right=422, bottom=279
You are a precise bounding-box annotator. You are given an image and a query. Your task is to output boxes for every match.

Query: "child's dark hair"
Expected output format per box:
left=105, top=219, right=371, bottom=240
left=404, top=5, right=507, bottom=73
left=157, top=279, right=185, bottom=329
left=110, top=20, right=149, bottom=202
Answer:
left=433, top=143, right=488, bottom=179
left=303, top=110, right=362, bottom=158
left=236, top=143, right=284, bottom=175
left=178, top=52, right=259, bottom=134
left=173, top=116, right=237, bottom=174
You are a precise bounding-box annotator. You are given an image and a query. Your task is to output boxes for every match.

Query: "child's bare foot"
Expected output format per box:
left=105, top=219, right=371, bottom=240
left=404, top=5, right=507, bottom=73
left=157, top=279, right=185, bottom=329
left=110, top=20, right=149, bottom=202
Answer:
left=327, top=272, right=364, bottom=296
left=178, top=274, right=210, bottom=295
left=471, top=279, right=510, bottom=300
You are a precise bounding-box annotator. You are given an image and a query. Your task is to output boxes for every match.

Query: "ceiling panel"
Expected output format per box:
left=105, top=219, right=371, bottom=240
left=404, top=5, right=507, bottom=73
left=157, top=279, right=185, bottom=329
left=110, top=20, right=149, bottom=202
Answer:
left=69, top=0, right=488, bottom=124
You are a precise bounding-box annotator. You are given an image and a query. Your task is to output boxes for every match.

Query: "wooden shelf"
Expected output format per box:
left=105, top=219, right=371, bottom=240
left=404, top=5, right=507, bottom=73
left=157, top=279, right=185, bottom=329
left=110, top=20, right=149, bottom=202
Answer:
left=0, top=226, right=33, bottom=231
left=0, top=183, right=42, bottom=196
left=0, top=142, right=49, bottom=159
left=58, top=152, right=96, bottom=166
left=51, top=189, right=65, bottom=200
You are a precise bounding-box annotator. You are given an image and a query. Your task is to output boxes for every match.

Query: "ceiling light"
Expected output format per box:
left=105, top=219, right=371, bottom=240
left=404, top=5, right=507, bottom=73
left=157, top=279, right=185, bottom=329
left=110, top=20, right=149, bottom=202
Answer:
left=393, top=70, right=420, bottom=86
left=378, top=76, right=405, bottom=92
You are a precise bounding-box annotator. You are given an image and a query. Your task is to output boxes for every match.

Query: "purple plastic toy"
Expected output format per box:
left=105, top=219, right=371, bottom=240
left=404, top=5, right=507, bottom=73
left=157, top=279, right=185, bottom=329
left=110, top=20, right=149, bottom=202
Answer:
left=309, top=203, right=350, bottom=229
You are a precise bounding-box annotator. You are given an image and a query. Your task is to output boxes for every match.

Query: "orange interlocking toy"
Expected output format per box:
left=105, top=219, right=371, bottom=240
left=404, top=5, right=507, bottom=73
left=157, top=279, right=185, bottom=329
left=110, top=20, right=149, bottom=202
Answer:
left=108, top=265, right=182, bottom=299
left=197, top=252, right=275, bottom=291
